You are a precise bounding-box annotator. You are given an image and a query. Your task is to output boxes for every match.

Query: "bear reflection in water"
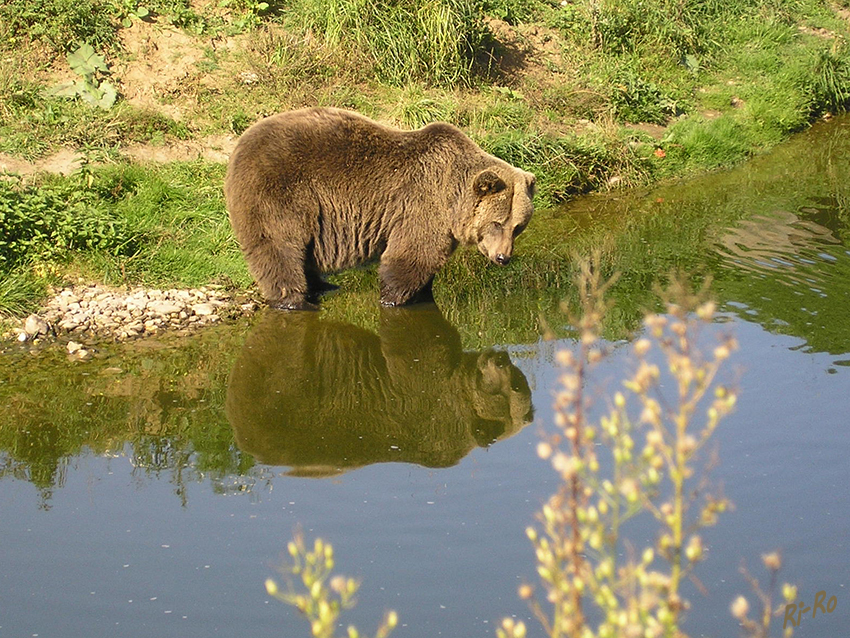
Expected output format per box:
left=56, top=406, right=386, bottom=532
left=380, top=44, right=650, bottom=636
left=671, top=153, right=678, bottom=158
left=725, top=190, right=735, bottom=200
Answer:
left=226, top=304, right=534, bottom=477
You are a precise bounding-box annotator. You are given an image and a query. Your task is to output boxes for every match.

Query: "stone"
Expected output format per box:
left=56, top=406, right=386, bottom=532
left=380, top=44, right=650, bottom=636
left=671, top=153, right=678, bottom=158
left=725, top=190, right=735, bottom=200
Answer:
left=7, top=282, right=259, bottom=344
left=149, top=301, right=183, bottom=315
left=24, top=314, right=50, bottom=337
left=192, top=303, right=215, bottom=316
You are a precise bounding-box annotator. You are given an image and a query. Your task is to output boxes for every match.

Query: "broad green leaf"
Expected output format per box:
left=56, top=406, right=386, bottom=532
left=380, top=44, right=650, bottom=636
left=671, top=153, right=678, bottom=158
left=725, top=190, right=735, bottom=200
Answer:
left=67, top=43, right=108, bottom=76
left=46, top=80, right=81, bottom=98
left=682, top=54, right=700, bottom=73
left=97, top=81, right=118, bottom=110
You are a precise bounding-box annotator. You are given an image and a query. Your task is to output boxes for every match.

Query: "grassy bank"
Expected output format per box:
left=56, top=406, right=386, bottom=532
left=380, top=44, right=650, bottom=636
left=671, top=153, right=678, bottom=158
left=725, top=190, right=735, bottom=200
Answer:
left=1, top=0, right=849, bottom=316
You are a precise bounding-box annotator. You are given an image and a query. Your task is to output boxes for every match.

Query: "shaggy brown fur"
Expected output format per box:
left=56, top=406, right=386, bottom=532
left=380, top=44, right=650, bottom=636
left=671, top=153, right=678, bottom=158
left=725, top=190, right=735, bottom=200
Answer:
left=224, top=107, right=536, bottom=309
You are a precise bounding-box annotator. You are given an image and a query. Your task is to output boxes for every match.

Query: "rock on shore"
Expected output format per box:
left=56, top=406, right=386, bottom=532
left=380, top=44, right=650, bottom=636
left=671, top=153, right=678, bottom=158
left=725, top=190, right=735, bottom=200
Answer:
left=7, top=284, right=259, bottom=344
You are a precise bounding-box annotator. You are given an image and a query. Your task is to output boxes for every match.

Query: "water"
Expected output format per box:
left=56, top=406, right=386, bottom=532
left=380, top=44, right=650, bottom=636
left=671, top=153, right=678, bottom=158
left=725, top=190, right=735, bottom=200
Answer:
left=2, top=116, right=849, bottom=638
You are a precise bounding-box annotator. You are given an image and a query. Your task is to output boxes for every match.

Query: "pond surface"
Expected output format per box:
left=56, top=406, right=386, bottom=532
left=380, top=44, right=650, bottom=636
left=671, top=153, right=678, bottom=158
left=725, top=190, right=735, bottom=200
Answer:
left=2, top=116, right=849, bottom=638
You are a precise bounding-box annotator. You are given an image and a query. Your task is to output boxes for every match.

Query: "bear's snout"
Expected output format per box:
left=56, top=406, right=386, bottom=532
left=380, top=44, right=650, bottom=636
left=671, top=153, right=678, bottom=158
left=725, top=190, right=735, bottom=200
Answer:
left=495, top=253, right=511, bottom=266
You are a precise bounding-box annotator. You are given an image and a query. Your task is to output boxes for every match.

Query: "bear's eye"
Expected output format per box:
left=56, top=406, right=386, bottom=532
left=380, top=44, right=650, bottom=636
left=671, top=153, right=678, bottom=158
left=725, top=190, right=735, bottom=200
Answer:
left=491, top=222, right=503, bottom=231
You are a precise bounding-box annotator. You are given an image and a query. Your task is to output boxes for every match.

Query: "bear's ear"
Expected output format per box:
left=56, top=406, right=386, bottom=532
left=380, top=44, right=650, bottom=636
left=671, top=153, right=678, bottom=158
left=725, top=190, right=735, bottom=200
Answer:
left=473, top=170, right=507, bottom=198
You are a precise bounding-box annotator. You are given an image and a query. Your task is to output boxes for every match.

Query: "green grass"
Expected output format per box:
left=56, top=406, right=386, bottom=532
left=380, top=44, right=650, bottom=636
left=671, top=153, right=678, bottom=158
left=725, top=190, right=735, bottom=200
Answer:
left=82, top=162, right=249, bottom=286
left=0, top=161, right=249, bottom=316
left=283, top=0, right=490, bottom=86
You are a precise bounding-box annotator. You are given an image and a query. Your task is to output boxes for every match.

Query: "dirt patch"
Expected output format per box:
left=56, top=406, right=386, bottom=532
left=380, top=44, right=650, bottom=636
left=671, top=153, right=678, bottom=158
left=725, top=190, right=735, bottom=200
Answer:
left=624, top=122, right=668, bottom=140
left=0, top=149, right=83, bottom=176
left=0, top=133, right=236, bottom=176
left=117, top=20, right=207, bottom=120
left=120, top=134, right=236, bottom=163
left=485, top=18, right=568, bottom=85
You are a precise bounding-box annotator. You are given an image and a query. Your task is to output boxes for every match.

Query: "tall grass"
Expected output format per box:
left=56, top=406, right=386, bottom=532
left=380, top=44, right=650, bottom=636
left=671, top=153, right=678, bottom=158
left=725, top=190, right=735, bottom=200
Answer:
left=482, top=127, right=652, bottom=206
left=285, top=0, right=490, bottom=86
left=807, top=45, right=850, bottom=116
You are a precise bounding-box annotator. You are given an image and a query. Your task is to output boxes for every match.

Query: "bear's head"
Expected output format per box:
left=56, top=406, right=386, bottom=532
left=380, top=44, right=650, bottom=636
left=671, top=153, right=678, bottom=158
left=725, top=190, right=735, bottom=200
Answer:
left=468, top=166, right=536, bottom=266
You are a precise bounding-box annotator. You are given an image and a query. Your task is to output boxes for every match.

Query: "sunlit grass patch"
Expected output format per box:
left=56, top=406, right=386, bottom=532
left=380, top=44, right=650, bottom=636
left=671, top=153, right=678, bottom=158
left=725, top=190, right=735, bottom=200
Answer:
left=0, top=160, right=251, bottom=315
left=283, top=0, right=491, bottom=86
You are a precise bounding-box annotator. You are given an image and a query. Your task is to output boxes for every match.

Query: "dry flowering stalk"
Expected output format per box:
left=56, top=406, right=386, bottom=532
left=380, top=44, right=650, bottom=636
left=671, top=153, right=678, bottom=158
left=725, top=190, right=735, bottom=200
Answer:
left=500, top=268, right=791, bottom=638
left=266, top=532, right=397, bottom=638
left=732, top=553, right=797, bottom=638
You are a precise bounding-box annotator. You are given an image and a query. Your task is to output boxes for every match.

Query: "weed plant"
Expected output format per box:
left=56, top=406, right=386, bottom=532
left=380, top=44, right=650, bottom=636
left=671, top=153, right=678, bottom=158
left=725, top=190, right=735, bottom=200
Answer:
left=496, top=266, right=796, bottom=638
left=265, top=534, right=398, bottom=638
left=0, top=171, right=138, bottom=272
left=48, top=43, right=117, bottom=110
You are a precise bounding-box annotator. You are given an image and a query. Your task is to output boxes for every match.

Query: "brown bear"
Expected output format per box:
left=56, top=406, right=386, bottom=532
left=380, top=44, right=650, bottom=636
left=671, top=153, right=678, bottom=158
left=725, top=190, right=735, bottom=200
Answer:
left=224, top=107, right=536, bottom=309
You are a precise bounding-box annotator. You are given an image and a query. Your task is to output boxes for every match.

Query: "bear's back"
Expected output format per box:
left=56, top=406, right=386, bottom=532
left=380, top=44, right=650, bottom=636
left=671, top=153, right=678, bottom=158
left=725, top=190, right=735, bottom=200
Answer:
left=231, top=108, right=416, bottom=180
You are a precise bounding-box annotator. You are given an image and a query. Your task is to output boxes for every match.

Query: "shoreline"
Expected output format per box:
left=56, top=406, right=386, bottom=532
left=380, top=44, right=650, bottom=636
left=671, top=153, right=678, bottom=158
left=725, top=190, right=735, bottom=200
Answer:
left=4, top=283, right=259, bottom=352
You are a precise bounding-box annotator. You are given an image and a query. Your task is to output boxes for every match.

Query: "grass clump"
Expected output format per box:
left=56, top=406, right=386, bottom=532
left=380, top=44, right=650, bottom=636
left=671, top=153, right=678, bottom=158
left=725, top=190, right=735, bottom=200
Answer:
left=482, top=126, right=652, bottom=206
left=284, top=0, right=490, bottom=86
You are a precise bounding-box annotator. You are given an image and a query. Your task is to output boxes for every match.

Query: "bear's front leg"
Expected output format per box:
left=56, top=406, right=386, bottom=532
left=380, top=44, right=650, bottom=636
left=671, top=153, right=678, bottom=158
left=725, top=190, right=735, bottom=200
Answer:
left=378, top=241, right=446, bottom=307
left=249, top=241, right=318, bottom=311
